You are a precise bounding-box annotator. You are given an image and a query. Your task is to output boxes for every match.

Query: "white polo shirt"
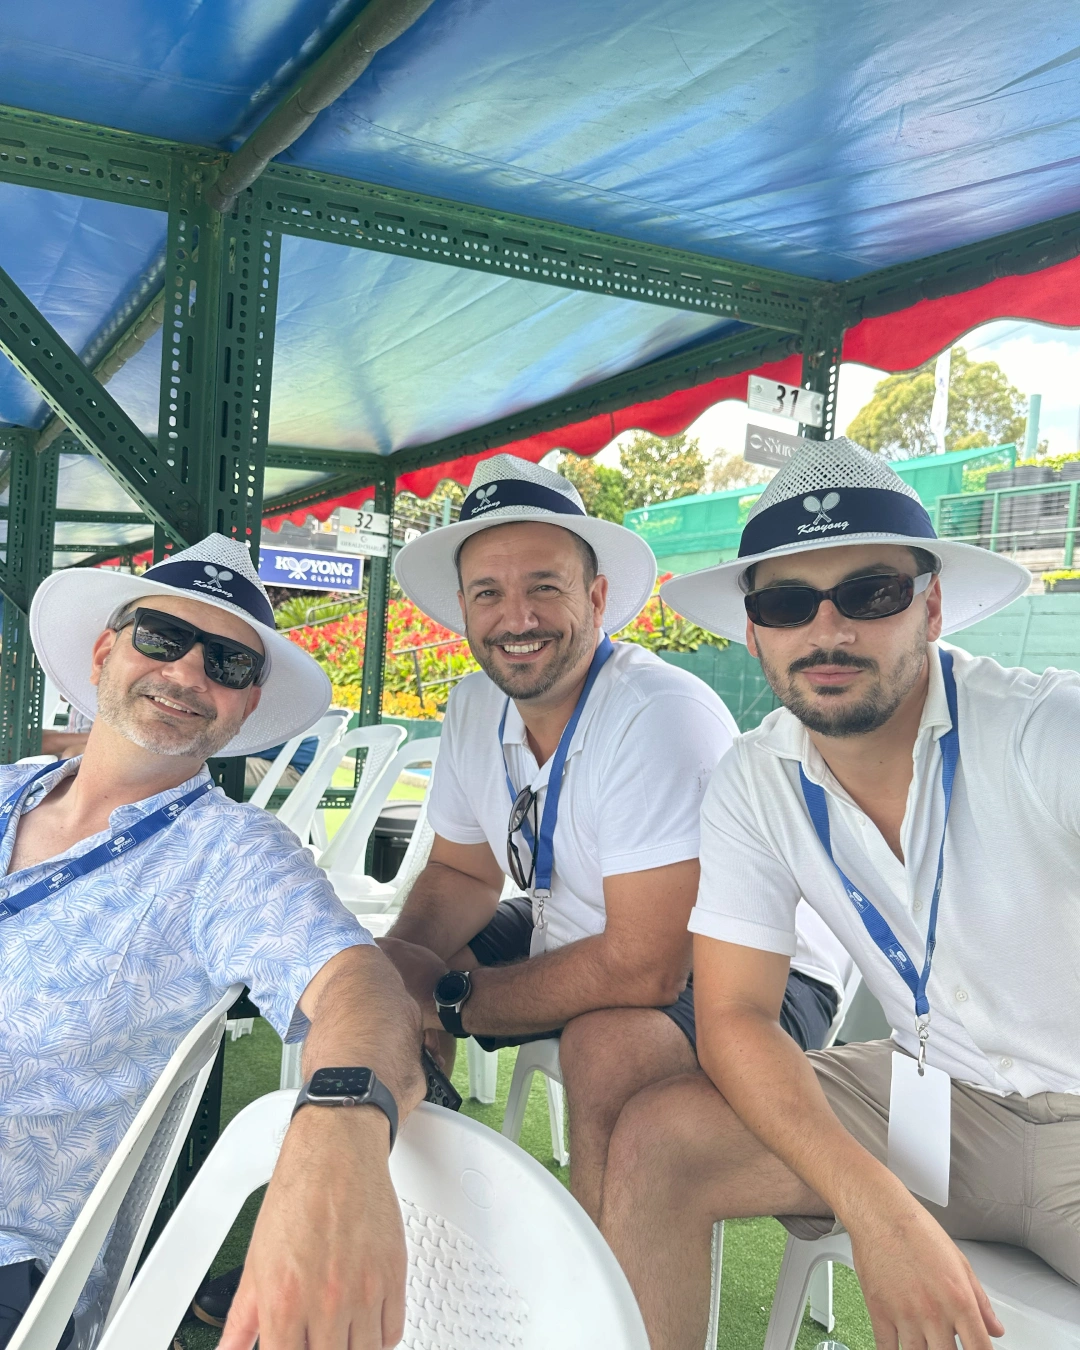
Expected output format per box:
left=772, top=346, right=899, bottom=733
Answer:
left=691, top=642, right=1080, bottom=1097
left=428, top=640, right=849, bottom=995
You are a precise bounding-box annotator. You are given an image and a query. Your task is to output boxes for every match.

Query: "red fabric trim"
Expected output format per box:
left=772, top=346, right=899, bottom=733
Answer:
left=843, top=252, right=1080, bottom=372
left=112, top=259, right=1080, bottom=557
left=262, top=352, right=804, bottom=528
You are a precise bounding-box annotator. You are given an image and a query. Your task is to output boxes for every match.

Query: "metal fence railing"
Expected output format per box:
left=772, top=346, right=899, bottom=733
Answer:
left=935, top=480, right=1080, bottom=565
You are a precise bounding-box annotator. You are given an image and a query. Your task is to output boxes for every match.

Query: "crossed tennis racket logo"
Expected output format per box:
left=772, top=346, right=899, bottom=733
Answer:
left=472, top=483, right=500, bottom=513
left=803, top=492, right=840, bottom=526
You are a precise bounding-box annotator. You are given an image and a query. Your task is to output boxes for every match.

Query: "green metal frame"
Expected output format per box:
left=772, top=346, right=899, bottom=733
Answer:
left=1, top=94, right=1079, bottom=756
left=936, top=479, right=1080, bottom=565
left=0, top=429, right=58, bottom=761
left=359, top=469, right=395, bottom=726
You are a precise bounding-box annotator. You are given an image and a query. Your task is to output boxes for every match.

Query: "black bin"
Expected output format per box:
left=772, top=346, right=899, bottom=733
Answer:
left=370, top=800, right=421, bottom=882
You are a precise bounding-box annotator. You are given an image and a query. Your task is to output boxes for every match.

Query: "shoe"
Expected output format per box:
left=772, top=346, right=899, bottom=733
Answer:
left=191, top=1264, right=243, bottom=1328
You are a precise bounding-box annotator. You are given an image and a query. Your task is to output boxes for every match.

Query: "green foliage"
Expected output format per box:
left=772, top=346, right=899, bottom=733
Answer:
left=273, top=592, right=362, bottom=630
left=1018, top=449, right=1080, bottom=473
left=558, top=432, right=707, bottom=524
left=619, top=431, right=707, bottom=509
left=847, top=348, right=1032, bottom=459
left=705, top=451, right=772, bottom=492
left=613, top=577, right=725, bottom=652
left=557, top=454, right=627, bottom=523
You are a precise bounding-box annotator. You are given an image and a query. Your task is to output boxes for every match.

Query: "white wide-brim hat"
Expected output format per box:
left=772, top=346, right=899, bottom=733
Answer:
left=394, top=453, right=657, bottom=635
left=30, top=534, right=331, bottom=757
left=661, top=437, right=1030, bottom=642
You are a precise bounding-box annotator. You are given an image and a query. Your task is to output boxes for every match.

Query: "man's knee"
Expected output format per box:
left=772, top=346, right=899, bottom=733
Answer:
left=606, top=1072, right=739, bottom=1193
left=560, top=1008, right=695, bottom=1116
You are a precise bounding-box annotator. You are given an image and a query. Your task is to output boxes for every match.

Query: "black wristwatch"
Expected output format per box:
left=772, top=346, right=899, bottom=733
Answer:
left=292, top=1067, right=399, bottom=1149
left=433, top=970, right=473, bottom=1038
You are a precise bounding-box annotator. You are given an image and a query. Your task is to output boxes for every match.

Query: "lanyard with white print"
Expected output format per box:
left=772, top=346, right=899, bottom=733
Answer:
left=0, top=762, right=213, bottom=923
left=499, top=635, right=614, bottom=951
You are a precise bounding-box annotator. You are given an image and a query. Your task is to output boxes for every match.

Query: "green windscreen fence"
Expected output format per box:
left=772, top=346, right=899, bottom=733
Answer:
left=627, top=445, right=1017, bottom=577
left=658, top=592, right=1080, bottom=732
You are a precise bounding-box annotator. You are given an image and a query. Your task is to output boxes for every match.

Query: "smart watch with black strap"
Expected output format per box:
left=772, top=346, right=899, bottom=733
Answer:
left=433, top=969, right=473, bottom=1038
left=292, top=1067, right=399, bottom=1149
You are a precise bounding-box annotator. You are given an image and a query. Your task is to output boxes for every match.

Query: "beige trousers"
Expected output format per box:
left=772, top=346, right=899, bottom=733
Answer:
left=779, top=1038, right=1080, bottom=1286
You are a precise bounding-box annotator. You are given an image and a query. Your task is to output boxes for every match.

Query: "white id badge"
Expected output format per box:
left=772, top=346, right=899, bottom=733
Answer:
left=887, top=1051, right=951, bottom=1207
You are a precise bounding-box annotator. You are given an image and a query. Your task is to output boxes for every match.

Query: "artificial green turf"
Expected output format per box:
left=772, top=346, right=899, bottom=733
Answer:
left=175, top=1019, right=875, bottom=1349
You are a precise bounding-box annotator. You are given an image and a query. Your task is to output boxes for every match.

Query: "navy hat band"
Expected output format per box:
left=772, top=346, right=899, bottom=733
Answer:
left=739, top=486, right=937, bottom=559
left=461, top=478, right=585, bottom=522
left=140, top=558, right=275, bottom=628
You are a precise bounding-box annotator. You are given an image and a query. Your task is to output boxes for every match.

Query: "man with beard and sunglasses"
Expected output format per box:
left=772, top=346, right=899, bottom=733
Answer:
left=599, top=439, right=1080, bottom=1350
left=379, top=455, right=850, bottom=1225
left=0, top=535, right=424, bottom=1350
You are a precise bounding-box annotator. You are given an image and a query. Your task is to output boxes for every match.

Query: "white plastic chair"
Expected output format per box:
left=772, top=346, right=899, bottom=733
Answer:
left=9, top=984, right=243, bottom=1350
left=319, top=738, right=441, bottom=907
left=500, top=1037, right=569, bottom=1166
left=276, top=723, right=405, bottom=848
left=247, top=709, right=351, bottom=811
left=95, top=1092, right=650, bottom=1350
left=763, top=1229, right=1080, bottom=1350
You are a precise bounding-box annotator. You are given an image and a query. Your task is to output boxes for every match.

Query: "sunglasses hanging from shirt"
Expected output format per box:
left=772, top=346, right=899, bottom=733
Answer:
left=744, top=571, right=932, bottom=629
left=0, top=762, right=213, bottom=924
left=115, top=608, right=266, bottom=690
left=500, top=636, right=614, bottom=954
left=799, top=647, right=959, bottom=1206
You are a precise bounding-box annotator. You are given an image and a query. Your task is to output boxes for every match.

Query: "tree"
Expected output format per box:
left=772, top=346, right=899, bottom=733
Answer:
left=846, top=347, right=1033, bottom=458
left=557, top=453, right=627, bottom=523
left=618, top=432, right=707, bottom=509
left=705, top=451, right=772, bottom=493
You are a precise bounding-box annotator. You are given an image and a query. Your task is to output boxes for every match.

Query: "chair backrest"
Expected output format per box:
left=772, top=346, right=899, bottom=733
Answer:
left=275, top=723, right=405, bottom=843
left=248, top=709, right=352, bottom=811
left=317, top=737, right=439, bottom=876
left=96, top=1092, right=649, bottom=1350
left=824, top=966, right=864, bottom=1049
left=9, top=984, right=243, bottom=1350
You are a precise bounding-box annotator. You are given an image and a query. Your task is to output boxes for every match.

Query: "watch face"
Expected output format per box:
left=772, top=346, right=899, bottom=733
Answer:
left=435, top=970, right=470, bottom=1006
left=309, top=1067, right=374, bottom=1099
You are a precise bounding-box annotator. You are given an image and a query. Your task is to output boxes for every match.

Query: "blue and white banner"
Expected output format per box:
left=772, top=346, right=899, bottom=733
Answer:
left=258, top=546, right=364, bottom=592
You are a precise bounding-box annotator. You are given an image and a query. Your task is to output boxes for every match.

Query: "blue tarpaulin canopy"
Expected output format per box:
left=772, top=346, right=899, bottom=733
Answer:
left=1, top=0, right=1079, bottom=567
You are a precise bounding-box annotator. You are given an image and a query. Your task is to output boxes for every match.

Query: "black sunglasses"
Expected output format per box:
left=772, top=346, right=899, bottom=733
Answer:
left=506, top=785, right=538, bottom=891
left=115, top=607, right=266, bottom=690
left=744, top=571, right=932, bottom=629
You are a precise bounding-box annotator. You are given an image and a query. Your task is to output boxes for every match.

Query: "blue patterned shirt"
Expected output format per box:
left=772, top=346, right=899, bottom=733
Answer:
left=0, top=758, right=371, bottom=1282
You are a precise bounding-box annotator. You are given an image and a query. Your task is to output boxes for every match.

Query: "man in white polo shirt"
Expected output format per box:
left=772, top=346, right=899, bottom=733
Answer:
left=381, top=454, right=850, bottom=1221
left=599, top=438, right=1079, bottom=1350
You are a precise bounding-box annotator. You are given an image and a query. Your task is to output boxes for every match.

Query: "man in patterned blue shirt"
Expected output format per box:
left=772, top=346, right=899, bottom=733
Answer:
left=1, top=535, right=424, bottom=1350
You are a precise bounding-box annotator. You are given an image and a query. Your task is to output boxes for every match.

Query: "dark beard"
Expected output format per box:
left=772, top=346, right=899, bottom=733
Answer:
left=760, top=641, right=927, bottom=738
left=469, top=623, right=595, bottom=701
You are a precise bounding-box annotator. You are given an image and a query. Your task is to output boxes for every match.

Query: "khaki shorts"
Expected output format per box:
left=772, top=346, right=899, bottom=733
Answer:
left=779, top=1039, right=1080, bottom=1285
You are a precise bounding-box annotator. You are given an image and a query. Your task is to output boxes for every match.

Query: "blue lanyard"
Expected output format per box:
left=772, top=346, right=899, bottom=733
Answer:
left=799, top=648, right=959, bottom=1025
left=0, top=762, right=214, bottom=923
left=498, top=636, right=614, bottom=896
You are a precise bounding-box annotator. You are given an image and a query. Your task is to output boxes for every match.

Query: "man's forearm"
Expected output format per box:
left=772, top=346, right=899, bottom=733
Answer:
left=700, top=1007, right=918, bottom=1228
left=388, top=862, right=499, bottom=959
left=300, top=945, right=426, bottom=1119
left=461, top=934, right=685, bottom=1037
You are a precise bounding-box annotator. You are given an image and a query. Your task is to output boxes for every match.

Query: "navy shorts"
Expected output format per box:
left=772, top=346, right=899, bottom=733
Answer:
left=467, top=896, right=839, bottom=1055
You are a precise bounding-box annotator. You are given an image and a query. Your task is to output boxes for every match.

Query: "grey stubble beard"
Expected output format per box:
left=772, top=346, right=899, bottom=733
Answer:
left=95, top=655, right=243, bottom=760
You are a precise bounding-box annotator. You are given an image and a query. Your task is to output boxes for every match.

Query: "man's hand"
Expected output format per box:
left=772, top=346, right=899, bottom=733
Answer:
left=850, top=1202, right=1004, bottom=1350
left=220, top=1109, right=406, bottom=1350
left=377, top=936, right=448, bottom=1032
